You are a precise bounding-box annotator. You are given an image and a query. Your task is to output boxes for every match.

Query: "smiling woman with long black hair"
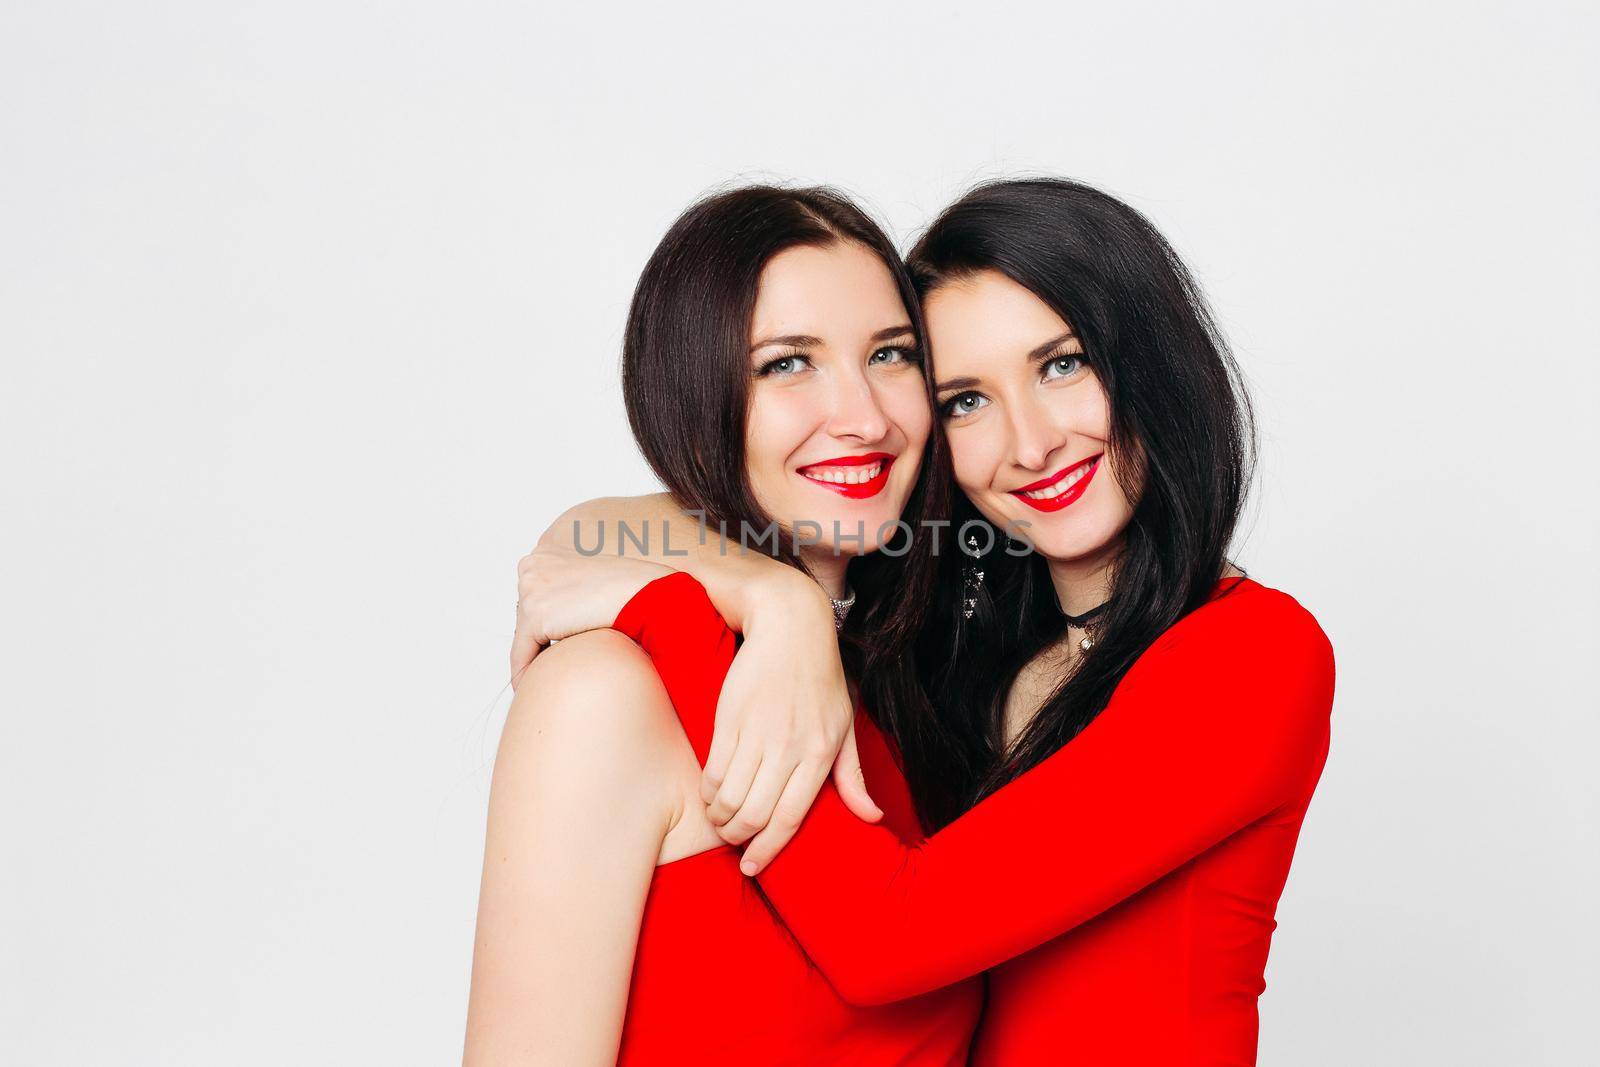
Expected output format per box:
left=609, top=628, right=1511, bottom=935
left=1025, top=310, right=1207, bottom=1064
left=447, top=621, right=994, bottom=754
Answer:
left=514, top=177, right=1335, bottom=1065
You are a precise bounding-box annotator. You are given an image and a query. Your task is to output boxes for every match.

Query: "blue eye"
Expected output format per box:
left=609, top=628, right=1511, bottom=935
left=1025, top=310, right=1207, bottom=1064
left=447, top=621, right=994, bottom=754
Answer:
left=868, top=345, right=921, bottom=367
left=756, top=353, right=813, bottom=377
left=1043, top=354, right=1084, bottom=380
left=939, top=391, right=990, bottom=420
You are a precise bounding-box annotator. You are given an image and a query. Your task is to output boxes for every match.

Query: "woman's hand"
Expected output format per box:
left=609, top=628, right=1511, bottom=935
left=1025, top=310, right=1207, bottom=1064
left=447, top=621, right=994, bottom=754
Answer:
left=510, top=547, right=671, bottom=689
left=704, top=575, right=882, bottom=876
left=509, top=499, right=883, bottom=873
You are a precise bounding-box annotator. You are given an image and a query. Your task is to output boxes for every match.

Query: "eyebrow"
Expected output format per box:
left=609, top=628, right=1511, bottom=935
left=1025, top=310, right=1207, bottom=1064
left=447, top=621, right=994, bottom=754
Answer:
left=750, top=334, right=823, bottom=352
left=1027, top=330, right=1078, bottom=361
left=749, top=323, right=915, bottom=353
left=934, top=330, right=1079, bottom=393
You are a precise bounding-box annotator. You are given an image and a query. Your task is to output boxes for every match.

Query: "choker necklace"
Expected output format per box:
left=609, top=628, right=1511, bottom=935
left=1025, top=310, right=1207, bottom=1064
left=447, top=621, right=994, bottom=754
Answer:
left=830, top=587, right=856, bottom=631
left=1061, top=601, right=1108, bottom=652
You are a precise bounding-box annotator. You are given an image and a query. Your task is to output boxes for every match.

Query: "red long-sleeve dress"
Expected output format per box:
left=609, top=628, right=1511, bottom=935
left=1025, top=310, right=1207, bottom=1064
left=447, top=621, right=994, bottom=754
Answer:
left=613, top=571, right=1335, bottom=1066
left=610, top=590, right=981, bottom=1064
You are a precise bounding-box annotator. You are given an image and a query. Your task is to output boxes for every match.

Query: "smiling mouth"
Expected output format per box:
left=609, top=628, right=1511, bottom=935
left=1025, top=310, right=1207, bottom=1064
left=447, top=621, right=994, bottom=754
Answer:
left=1010, top=454, right=1101, bottom=512
left=798, top=453, right=895, bottom=499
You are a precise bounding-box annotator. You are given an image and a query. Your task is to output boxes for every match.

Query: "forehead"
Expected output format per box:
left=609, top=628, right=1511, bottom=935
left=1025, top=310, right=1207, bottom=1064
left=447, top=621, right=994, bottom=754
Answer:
left=750, top=240, right=908, bottom=342
left=924, top=270, right=1070, bottom=367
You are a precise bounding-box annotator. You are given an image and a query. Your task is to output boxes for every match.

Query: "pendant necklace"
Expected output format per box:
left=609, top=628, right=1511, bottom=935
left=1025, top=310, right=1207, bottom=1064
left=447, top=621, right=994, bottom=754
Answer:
left=1062, top=601, right=1108, bottom=653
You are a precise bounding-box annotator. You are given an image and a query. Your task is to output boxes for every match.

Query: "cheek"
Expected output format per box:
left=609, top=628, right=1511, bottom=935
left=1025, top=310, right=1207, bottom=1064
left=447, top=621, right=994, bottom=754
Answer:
left=743, top=393, right=789, bottom=499
left=1073, top=379, right=1112, bottom=441
left=882, top=378, right=933, bottom=452
left=1067, top=385, right=1133, bottom=520
left=744, top=387, right=819, bottom=504
left=1074, top=385, right=1130, bottom=502
left=1101, top=448, right=1140, bottom=519
left=946, top=427, right=1001, bottom=496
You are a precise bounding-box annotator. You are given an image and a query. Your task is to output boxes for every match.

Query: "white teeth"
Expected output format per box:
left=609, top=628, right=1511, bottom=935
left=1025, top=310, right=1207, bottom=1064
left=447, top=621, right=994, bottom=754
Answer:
left=1020, top=460, right=1093, bottom=500
left=804, top=461, right=883, bottom=484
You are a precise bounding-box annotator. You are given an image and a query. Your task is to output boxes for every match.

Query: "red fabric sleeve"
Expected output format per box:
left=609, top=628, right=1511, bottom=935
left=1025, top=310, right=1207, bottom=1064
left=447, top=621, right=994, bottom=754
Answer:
left=612, top=571, right=1335, bottom=1005
left=612, top=571, right=739, bottom=765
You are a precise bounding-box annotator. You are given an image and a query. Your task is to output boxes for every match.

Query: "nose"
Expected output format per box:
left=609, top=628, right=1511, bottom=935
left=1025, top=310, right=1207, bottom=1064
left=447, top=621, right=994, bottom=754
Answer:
left=824, top=365, right=891, bottom=443
left=1008, top=391, right=1070, bottom=472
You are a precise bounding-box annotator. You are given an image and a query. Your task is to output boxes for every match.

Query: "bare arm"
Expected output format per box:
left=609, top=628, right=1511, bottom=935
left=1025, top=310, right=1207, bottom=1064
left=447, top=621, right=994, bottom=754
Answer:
left=531, top=493, right=817, bottom=631
left=510, top=493, right=879, bottom=871
left=463, top=630, right=682, bottom=1066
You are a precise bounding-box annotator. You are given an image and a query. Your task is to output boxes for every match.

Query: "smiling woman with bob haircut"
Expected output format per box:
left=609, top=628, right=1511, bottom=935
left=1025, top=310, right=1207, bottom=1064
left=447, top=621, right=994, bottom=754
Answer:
left=464, top=186, right=982, bottom=1065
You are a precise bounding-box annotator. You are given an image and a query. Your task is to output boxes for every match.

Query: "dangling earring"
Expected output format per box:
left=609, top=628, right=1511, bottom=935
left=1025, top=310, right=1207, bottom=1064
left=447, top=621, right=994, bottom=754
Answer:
left=961, top=533, right=985, bottom=620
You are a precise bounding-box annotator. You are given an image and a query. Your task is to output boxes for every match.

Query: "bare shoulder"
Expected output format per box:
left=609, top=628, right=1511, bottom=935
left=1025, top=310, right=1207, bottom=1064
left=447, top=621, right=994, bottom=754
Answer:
left=518, top=628, right=658, bottom=694
left=510, top=631, right=677, bottom=749
left=497, top=633, right=685, bottom=816
left=565, top=492, right=675, bottom=516
left=503, top=632, right=717, bottom=862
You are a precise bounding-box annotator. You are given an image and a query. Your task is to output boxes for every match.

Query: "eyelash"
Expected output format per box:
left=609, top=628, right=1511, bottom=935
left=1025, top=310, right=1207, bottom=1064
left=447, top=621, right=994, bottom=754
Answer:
left=937, top=349, right=1087, bottom=420
left=870, top=344, right=922, bottom=367
left=1041, top=351, right=1085, bottom=379
left=939, top=391, right=986, bottom=419
left=754, top=345, right=922, bottom=378
left=755, top=352, right=813, bottom=377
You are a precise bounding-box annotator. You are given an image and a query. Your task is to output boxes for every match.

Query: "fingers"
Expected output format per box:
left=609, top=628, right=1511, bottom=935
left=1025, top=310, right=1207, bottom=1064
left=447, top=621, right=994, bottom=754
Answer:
left=700, top=713, right=741, bottom=805
left=717, top=755, right=795, bottom=847
left=739, top=760, right=829, bottom=876
left=509, top=620, right=541, bottom=691
left=509, top=553, right=539, bottom=691
left=831, top=721, right=883, bottom=823
left=705, top=738, right=762, bottom=827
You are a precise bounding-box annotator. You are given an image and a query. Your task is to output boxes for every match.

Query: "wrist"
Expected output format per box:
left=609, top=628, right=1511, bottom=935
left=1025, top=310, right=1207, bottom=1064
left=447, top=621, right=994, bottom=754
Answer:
left=741, top=566, right=831, bottom=639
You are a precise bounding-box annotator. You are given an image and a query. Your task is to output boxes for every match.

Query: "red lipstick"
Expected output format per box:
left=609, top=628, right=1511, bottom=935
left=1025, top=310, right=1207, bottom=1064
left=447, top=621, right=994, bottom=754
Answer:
left=1010, top=454, right=1101, bottom=513
left=797, top=452, right=895, bottom=500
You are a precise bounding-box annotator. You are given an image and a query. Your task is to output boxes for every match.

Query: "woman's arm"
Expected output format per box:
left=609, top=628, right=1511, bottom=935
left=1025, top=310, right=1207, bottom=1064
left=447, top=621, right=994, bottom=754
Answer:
left=526, top=493, right=817, bottom=635
left=613, top=572, right=1336, bottom=1005
left=463, top=630, right=683, bottom=1066
left=510, top=494, right=880, bottom=871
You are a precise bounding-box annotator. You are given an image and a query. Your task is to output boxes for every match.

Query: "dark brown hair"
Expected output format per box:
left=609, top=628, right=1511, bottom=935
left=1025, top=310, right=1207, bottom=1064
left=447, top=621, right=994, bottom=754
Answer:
left=621, top=185, right=958, bottom=821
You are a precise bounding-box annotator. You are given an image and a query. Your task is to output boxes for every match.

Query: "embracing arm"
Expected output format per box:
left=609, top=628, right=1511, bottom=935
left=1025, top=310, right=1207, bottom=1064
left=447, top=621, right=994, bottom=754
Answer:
left=614, top=573, right=1336, bottom=1005
left=463, top=631, right=680, bottom=1066
left=512, top=493, right=879, bottom=869
left=532, top=493, right=821, bottom=634
left=517, top=495, right=838, bottom=694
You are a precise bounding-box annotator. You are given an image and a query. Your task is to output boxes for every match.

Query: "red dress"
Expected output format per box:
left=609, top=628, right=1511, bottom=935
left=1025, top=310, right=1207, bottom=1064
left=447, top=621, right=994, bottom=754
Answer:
left=609, top=591, right=981, bottom=1065
left=614, top=571, right=1335, bottom=1066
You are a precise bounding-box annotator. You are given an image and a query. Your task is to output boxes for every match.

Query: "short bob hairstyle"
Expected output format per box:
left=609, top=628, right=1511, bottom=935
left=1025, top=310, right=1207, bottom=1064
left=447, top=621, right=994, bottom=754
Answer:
left=621, top=185, right=956, bottom=816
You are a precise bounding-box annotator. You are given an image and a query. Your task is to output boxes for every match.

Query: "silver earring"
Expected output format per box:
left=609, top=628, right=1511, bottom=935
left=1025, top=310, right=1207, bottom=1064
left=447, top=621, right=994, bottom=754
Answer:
left=960, top=533, right=985, bottom=620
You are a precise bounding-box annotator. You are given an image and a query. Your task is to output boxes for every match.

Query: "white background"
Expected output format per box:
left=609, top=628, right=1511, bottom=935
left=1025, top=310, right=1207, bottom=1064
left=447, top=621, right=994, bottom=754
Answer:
left=3, top=2, right=1596, bottom=1063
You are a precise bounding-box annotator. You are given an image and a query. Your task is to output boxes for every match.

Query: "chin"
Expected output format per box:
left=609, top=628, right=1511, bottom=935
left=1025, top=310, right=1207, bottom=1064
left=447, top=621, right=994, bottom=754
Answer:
left=976, top=498, right=1105, bottom=561
left=842, top=501, right=906, bottom=549
left=1020, top=518, right=1123, bottom=565
left=778, top=500, right=894, bottom=557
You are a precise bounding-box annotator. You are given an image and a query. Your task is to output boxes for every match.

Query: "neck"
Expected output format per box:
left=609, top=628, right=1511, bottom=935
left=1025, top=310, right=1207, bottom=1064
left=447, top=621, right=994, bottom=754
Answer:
left=801, top=548, right=851, bottom=601
left=1045, top=543, right=1118, bottom=619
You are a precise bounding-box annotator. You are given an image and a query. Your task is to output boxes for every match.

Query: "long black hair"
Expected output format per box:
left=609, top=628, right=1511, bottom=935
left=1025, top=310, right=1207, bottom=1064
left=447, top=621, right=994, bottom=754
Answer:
left=906, top=178, right=1256, bottom=829
left=622, top=185, right=957, bottom=818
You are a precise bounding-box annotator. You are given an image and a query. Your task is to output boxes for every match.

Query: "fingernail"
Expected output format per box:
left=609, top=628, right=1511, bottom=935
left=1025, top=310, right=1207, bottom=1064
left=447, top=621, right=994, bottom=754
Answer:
left=739, top=860, right=758, bottom=877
